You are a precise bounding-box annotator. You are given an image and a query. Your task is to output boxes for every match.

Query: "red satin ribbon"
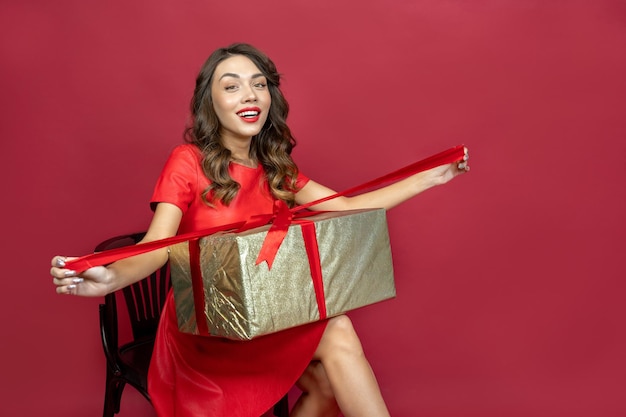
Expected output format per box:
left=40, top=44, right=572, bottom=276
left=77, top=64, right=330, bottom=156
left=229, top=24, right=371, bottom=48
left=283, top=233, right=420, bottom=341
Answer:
left=64, top=145, right=464, bottom=336
left=65, top=222, right=246, bottom=273
left=300, top=221, right=326, bottom=320
left=255, top=144, right=466, bottom=268
left=64, top=145, right=466, bottom=273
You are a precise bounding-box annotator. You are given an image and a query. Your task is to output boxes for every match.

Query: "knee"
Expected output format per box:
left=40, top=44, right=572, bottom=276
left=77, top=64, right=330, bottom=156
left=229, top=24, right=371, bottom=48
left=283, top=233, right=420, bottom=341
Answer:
left=326, top=315, right=359, bottom=342
left=319, top=315, right=364, bottom=359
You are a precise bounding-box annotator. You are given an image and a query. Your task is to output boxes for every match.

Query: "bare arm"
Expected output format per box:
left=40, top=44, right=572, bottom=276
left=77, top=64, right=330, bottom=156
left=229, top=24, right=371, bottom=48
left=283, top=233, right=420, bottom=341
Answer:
left=50, top=202, right=183, bottom=297
left=295, top=149, right=469, bottom=211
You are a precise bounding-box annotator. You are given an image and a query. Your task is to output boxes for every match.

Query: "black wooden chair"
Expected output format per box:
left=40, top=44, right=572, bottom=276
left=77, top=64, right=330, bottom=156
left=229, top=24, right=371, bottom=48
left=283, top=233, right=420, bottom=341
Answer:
left=96, top=232, right=169, bottom=417
left=96, top=232, right=289, bottom=417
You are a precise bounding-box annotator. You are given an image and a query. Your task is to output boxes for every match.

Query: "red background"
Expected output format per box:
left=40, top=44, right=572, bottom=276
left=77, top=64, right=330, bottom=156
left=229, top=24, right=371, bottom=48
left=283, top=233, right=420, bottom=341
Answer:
left=1, top=1, right=625, bottom=416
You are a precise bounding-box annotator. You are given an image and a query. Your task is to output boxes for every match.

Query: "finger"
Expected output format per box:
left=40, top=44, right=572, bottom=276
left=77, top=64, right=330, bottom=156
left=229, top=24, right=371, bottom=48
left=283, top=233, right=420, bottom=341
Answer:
left=463, top=147, right=469, bottom=161
left=50, top=266, right=77, bottom=279
left=59, top=284, right=77, bottom=295
left=52, top=277, right=84, bottom=287
left=51, top=256, right=66, bottom=267
left=51, top=255, right=77, bottom=267
left=56, top=277, right=86, bottom=295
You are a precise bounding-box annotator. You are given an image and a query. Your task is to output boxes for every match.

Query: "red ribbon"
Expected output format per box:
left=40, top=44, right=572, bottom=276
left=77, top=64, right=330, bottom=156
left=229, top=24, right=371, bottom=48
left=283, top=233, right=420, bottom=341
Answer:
left=64, top=145, right=466, bottom=273
left=64, top=145, right=465, bottom=336
left=65, top=222, right=246, bottom=273
left=300, top=221, right=326, bottom=320
left=255, top=144, right=466, bottom=268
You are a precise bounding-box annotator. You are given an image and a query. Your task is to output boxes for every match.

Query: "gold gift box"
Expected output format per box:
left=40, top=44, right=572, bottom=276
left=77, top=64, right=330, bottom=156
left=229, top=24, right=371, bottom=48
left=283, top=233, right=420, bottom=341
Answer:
left=168, top=208, right=396, bottom=340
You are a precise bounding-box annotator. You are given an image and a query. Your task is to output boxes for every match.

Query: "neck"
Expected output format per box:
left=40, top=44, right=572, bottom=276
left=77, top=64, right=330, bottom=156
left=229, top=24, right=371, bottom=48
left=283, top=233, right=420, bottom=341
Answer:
left=226, top=140, right=256, bottom=168
left=222, top=134, right=252, bottom=158
left=230, top=155, right=256, bottom=168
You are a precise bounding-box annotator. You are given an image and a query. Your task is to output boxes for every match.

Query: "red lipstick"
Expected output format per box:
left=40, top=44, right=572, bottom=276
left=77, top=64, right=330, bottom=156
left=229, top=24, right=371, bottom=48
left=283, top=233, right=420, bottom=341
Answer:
left=236, top=107, right=261, bottom=123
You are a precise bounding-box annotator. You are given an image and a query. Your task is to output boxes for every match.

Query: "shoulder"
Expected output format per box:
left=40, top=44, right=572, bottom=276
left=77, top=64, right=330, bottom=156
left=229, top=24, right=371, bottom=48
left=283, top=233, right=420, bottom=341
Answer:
left=151, top=144, right=204, bottom=212
left=155, top=143, right=205, bottom=183
left=162, top=144, right=203, bottom=172
left=169, top=143, right=202, bottom=161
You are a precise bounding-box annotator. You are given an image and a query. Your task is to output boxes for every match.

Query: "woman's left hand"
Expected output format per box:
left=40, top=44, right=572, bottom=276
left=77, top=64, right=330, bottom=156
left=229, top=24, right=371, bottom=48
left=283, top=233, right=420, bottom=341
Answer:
left=421, top=147, right=470, bottom=186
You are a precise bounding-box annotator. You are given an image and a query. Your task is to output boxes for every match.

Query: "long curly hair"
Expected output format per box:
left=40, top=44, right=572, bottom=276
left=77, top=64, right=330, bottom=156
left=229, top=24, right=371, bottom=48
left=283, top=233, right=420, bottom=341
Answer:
left=184, top=43, right=300, bottom=207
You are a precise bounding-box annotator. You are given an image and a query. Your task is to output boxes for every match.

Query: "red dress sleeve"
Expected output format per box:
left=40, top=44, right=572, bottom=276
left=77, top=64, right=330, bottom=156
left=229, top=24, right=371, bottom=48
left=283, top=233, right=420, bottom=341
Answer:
left=150, top=144, right=201, bottom=213
left=295, top=170, right=309, bottom=191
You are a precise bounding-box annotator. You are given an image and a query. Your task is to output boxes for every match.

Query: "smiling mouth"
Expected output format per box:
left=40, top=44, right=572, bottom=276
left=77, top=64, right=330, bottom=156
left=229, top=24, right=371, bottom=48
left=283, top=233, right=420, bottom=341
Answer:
left=237, top=110, right=260, bottom=118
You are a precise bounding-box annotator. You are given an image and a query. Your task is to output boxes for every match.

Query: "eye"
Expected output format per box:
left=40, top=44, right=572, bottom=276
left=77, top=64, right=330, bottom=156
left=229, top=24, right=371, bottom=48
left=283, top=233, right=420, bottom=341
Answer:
left=224, top=85, right=238, bottom=91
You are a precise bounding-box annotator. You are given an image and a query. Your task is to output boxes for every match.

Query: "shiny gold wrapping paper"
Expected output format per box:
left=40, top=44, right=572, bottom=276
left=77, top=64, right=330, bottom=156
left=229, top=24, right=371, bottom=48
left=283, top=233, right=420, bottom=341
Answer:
left=169, top=208, right=395, bottom=340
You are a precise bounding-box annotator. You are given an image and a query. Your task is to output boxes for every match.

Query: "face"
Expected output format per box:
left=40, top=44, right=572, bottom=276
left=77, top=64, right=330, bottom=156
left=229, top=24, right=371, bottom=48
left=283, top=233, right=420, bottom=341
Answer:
left=211, top=55, right=271, bottom=145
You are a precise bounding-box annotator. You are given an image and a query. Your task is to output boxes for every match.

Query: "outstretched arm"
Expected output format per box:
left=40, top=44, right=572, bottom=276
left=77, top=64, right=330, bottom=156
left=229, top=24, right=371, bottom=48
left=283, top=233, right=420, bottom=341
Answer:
left=295, top=148, right=469, bottom=211
left=50, top=202, right=183, bottom=297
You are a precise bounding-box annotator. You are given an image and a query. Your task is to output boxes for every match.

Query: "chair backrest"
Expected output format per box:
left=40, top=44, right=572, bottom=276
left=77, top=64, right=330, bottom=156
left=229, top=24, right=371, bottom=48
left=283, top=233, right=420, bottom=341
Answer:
left=96, top=232, right=171, bottom=344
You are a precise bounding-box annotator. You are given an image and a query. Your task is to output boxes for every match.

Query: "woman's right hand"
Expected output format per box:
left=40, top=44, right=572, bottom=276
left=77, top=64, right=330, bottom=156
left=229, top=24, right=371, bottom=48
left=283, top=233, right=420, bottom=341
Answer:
left=50, top=256, right=113, bottom=297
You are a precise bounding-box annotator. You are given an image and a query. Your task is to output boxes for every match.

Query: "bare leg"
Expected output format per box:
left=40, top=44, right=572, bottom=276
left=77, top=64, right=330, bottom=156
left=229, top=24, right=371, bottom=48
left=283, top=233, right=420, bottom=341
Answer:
left=313, top=315, right=390, bottom=417
left=290, top=361, right=340, bottom=417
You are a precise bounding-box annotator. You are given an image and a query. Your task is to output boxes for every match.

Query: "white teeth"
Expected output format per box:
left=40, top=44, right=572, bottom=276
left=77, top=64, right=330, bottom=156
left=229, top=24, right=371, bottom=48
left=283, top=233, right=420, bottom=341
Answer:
left=237, top=111, right=259, bottom=117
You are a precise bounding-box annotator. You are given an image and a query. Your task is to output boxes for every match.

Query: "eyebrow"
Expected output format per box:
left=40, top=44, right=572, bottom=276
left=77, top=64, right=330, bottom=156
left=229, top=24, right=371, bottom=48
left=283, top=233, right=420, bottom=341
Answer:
left=218, top=72, right=265, bottom=81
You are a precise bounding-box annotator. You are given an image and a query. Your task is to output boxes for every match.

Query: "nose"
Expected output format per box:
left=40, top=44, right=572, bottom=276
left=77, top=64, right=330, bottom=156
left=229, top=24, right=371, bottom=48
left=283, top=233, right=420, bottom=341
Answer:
left=242, top=84, right=258, bottom=103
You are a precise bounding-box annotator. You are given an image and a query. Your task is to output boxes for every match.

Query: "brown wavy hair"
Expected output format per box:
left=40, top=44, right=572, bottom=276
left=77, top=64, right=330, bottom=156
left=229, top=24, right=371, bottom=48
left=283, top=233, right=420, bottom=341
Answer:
left=184, top=43, right=299, bottom=207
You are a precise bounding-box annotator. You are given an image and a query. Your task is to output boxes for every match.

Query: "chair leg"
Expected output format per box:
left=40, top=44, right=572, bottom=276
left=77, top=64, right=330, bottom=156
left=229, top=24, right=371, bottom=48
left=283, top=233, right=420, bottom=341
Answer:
left=273, top=394, right=289, bottom=417
left=103, top=375, right=119, bottom=417
left=113, top=380, right=126, bottom=414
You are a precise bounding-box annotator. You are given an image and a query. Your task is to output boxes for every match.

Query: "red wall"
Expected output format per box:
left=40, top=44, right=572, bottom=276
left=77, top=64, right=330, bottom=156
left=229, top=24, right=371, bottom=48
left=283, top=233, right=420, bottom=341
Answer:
left=1, top=1, right=625, bottom=416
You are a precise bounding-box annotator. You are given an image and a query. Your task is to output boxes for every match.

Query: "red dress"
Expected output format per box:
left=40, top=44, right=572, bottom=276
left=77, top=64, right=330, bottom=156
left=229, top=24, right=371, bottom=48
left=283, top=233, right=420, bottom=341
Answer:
left=148, top=144, right=327, bottom=416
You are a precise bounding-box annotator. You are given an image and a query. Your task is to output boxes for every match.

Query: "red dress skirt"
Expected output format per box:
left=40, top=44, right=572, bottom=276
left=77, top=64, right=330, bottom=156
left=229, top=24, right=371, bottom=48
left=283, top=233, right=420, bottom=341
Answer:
left=147, top=144, right=327, bottom=416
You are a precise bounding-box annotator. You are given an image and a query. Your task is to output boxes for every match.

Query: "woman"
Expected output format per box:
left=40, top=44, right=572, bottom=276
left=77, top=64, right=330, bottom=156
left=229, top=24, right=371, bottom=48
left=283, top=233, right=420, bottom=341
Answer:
left=51, top=43, right=469, bottom=417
